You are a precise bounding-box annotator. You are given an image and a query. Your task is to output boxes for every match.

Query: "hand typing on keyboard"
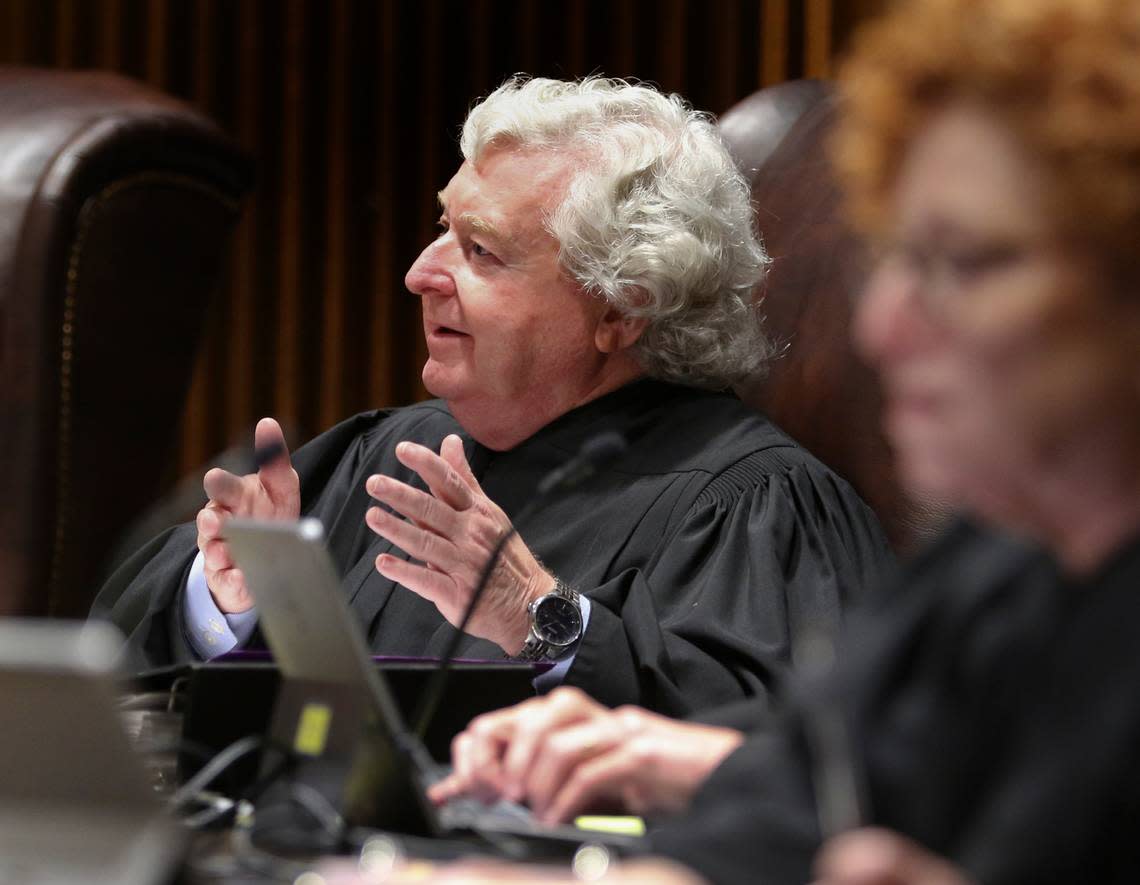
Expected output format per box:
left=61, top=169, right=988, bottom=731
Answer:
left=427, top=687, right=744, bottom=825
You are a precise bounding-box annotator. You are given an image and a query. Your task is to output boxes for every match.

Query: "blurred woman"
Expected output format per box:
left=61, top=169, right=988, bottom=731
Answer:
left=813, top=0, right=1140, bottom=881
left=323, top=0, right=1140, bottom=881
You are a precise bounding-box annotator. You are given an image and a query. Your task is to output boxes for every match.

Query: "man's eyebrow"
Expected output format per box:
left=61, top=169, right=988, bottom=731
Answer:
left=458, top=211, right=512, bottom=244
left=435, top=191, right=512, bottom=244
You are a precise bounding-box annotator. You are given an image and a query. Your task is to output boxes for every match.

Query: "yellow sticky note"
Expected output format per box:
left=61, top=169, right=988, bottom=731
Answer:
left=573, top=815, right=646, bottom=836
left=294, top=702, right=332, bottom=756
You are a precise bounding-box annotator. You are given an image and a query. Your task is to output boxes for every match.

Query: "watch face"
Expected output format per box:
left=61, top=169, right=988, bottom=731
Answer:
left=533, top=595, right=583, bottom=647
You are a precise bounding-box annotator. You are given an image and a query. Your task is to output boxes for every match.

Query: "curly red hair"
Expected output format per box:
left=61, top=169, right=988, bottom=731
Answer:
left=833, top=0, right=1140, bottom=287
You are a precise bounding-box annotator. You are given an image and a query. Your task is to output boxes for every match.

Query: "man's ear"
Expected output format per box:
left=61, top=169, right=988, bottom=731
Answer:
left=595, top=307, right=649, bottom=354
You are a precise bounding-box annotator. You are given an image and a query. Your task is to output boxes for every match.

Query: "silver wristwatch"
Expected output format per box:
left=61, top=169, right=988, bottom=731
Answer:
left=516, top=580, right=584, bottom=662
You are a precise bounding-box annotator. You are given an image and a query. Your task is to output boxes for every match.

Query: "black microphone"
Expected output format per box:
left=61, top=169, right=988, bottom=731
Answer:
left=102, top=439, right=289, bottom=585
left=410, top=429, right=630, bottom=738
left=535, top=431, right=627, bottom=496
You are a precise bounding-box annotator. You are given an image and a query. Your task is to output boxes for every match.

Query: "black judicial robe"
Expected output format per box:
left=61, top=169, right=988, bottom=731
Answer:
left=92, top=379, right=892, bottom=716
left=652, top=520, right=1140, bottom=884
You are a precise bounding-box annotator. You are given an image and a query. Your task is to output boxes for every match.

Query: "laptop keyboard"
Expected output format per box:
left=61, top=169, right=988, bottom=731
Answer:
left=437, top=793, right=541, bottom=832
left=418, top=762, right=542, bottom=833
left=419, top=762, right=641, bottom=849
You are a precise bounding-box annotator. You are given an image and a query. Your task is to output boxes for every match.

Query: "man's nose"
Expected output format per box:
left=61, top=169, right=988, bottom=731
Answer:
left=405, top=237, right=456, bottom=298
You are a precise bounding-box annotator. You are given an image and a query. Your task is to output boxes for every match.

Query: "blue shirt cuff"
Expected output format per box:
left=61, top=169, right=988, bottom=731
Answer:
left=533, top=594, right=591, bottom=692
left=183, top=551, right=259, bottom=659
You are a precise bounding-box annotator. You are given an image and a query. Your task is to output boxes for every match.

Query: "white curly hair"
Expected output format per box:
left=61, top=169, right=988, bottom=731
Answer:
left=460, top=75, right=774, bottom=389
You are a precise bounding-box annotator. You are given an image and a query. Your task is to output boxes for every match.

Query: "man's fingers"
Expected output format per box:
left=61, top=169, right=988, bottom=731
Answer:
left=201, top=419, right=296, bottom=523
left=206, top=566, right=251, bottom=613
left=448, top=728, right=509, bottom=803
left=253, top=416, right=288, bottom=459
left=367, top=475, right=460, bottom=538
left=440, top=434, right=480, bottom=491
left=427, top=772, right=466, bottom=805
left=253, top=417, right=299, bottom=504
left=374, top=551, right=457, bottom=608
left=544, top=746, right=636, bottom=824
left=500, top=688, right=598, bottom=800
left=211, top=566, right=244, bottom=595
left=447, top=732, right=478, bottom=794
left=368, top=508, right=460, bottom=574
left=201, top=537, right=234, bottom=572
left=524, top=718, right=622, bottom=816
left=437, top=701, right=547, bottom=803
left=434, top=723, right=506, bottom=805
left=203, top=468, right=246, bottom=509
left=196, top=505, right=228, bottom=542
left=394, top=441, right=476, bottom=510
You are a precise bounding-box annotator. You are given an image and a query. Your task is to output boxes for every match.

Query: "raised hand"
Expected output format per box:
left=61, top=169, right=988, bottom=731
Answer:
left=195, top=417, right=300, bottom=613
left=364, top=433, right=555, bottom=654
left=428, top=686, right=744, bottom=824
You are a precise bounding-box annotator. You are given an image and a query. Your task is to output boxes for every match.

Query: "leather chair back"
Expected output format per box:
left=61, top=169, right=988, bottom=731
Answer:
left=0, top=68, right=252, bottom=617
left=721, top=81, right=946, bottom=552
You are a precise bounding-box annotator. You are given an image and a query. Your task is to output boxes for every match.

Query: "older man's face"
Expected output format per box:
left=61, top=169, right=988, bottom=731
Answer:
left=405, top=147, right=612, bottom=444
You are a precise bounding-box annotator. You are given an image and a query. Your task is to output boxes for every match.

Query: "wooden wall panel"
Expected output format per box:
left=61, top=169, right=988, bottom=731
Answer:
left=0, top=0, right=881, bottom=480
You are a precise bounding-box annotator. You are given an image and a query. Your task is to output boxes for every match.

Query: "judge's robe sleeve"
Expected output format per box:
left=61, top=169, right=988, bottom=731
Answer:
left=564, top=459, right=893, bottom=717
left=647, top=727, right=822, bottom=885
left=89, top=413, right=390, bottom=672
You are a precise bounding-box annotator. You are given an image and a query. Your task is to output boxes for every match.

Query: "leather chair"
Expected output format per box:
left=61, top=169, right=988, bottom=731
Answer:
left=720, top=81, right=947, bottom=553
left=0, top=68, right=252, bottom=618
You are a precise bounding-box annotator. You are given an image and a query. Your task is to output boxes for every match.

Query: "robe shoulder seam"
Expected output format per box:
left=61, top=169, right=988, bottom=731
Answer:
left=691, top=444, right=811, bottom=509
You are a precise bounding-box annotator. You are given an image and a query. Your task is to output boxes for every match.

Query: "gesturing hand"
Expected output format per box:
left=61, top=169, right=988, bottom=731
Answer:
left=364, top=433, right=555, bottom=654
left=427, top=686, right=744, bottom=824
left=195, top=417, right=300, bottom=613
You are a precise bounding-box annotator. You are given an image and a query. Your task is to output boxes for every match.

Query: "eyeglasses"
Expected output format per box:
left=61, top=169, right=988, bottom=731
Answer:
left=869, top=235, right=1055, bottom=313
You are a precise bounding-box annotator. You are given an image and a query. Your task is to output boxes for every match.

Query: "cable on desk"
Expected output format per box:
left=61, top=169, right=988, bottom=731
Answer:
left=230, top=739, right=293, bottom=806
left=285, top=782, right=346, bottom=837
left=180, top=791, right=236, bottom=830
left=169, top=734, right=266, bottom=811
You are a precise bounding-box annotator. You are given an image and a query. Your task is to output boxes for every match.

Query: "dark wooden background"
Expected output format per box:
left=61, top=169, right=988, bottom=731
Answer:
left=0, top=0, right=885, bottom=476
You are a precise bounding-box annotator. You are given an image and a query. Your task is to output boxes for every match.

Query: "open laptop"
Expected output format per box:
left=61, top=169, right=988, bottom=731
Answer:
left=0, top=620, right=183, bottom=884
left=224, top=517, right=644, bottom=857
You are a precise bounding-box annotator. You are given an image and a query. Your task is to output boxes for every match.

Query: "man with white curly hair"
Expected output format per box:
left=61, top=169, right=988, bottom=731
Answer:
left=95, top=76, right=890, bottom=715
